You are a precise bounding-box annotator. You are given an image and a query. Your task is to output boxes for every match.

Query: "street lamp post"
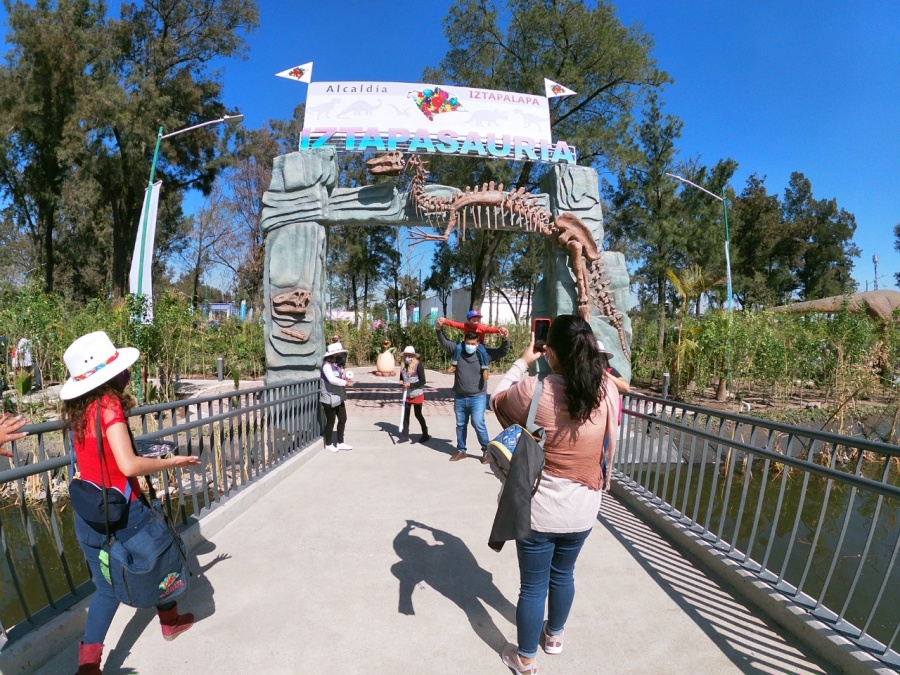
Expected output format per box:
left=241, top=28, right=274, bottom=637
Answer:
left=666, top=173, right=732, bottom=312
left=130, top=114, right=243, bottom=403
left=666, top=172, right=733, bottom=398
left=132, top=114, right=244, bottom=299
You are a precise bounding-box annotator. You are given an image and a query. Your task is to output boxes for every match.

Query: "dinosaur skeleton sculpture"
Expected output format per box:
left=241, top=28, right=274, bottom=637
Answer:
left=366, top=153, right=629, bottom=359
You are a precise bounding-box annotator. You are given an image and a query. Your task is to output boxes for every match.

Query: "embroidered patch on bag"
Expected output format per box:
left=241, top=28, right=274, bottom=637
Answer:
left=99, top=550, right=111, bottom=584
left=158, top=571, right=185, bottom=600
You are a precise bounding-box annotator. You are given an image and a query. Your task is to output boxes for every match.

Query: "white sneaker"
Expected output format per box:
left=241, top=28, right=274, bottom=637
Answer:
left=337, top=442, right=353, bottom=451
left=325, top=444, right=339, bottom=453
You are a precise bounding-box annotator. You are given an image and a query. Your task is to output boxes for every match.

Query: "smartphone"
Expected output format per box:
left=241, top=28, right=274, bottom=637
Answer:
left=533, top=318, right=551, bottom=352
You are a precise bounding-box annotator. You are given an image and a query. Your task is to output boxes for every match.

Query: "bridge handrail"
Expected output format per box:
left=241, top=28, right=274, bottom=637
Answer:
left=0, top=378, right=320, bottom=647
left=616, top=393, right=900, bottom=668
left=622, top=396, right=900, bottom=500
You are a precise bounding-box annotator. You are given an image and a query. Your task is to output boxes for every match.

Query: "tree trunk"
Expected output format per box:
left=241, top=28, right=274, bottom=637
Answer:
left=362, top=270, right=369, bottom=327
left=40, top=208, right=54, bottom=293
left=191, top=260, right=201, bottom=309
left=469, top=231, right=504, bottom=310
left=657, top=274, right=666, bottom=365
left=715, top=376, right=728, bottom=402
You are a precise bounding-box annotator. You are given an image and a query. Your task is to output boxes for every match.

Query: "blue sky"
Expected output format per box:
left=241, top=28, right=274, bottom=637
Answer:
left=214, top=0, right=899, bottom=292
left=0, top=1, right=894, bottom=291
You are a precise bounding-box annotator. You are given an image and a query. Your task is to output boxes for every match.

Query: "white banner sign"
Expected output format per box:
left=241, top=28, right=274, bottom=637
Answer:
left=129, top=181, right=161, bottom=322
left=301, top=81, right=574, bottom=163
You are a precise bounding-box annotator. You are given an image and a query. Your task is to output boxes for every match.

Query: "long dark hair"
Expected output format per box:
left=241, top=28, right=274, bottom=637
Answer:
left=546, top=314, right=606, bottom=424
left=61, top=382, right=135, bottom=444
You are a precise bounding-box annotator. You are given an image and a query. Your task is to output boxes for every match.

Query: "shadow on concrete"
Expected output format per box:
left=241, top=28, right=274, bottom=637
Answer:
left=372, top=421, right=458, bottom=457
left=102, top=536, right=231, bottom=674
left=390, top=520, right=515, bottom=652
left=597, top=496, right=829, bottom=675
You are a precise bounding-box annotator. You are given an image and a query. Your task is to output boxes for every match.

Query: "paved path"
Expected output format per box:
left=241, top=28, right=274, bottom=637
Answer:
left=36, top=368, right=830, bottom=674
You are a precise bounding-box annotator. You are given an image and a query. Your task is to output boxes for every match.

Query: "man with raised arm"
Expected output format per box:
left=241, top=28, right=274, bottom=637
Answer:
left=435, top=324, right=510, bottom=463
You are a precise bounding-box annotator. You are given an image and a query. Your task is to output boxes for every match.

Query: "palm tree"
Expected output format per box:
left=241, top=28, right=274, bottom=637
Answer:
left=665, top=265, right=725, bottom=395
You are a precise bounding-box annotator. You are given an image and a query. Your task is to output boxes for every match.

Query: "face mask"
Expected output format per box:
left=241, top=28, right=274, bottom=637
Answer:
left=404, top=356, right=413, bottom=364
left=464, top=344, right=477, bottom=355
left=335, top=356, right=346, bottom=366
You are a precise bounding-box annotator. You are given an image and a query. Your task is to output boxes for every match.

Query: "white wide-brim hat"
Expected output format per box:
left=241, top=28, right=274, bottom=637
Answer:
left=60, top=331, right=140, bottom=401
left=325, top=341, right=348, bottom=357
left=402, top=345, right=418, bottom=356
left=596, top=340, right=614, bottom=359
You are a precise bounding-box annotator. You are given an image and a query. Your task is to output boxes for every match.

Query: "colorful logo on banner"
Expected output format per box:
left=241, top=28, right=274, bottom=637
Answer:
left=407, top=87, right=465, bottom=120
left=275, top=61, right=314, bottom=83
left=544, top=78, right=577, bottom=98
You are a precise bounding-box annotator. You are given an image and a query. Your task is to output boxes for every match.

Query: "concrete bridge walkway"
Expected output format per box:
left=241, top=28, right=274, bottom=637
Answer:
left=36, top=369, right=831, bottom=674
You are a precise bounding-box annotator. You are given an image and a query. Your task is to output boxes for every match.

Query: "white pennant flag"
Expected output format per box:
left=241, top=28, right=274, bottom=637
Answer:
left=544, top=78, right=577, bottom=98
left=129, top=180, right=161, bottom=323
left=275, top=61, right=313, bottom=83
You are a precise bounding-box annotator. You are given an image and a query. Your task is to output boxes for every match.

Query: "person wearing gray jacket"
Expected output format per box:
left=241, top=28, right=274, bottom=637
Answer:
left=320, top=341, right=356, bottom=451
left=435, top=325, right=509, bottom=462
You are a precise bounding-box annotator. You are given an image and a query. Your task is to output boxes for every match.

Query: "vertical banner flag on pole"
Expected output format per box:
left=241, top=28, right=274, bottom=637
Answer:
left=275, top=61, right=313, bottom=83
left=544, top=78, right=577, bottom=98
left=129, top=180, right=161, bottom=323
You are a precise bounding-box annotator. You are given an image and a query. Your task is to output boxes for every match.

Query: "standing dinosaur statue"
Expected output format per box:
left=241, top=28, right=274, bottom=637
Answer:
left=367, top=152, right=629, bottom=359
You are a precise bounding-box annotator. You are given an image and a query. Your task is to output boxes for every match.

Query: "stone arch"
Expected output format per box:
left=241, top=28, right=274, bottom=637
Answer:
left=261, top=147, right=632, bottom=382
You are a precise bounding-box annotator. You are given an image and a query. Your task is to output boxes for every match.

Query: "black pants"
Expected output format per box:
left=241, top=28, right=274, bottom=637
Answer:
left=402, top=402, right=427, bottom=435
left=323, top=402, right=347, bottom=445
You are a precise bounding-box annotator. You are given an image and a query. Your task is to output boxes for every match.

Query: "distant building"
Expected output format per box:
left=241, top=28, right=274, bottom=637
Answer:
left=207, top=302, right=235, bottom=320
left=420, top=287, right=532, bottom=325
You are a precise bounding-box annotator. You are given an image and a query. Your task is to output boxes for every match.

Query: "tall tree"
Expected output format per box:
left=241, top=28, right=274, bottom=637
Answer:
left=176, top=185, right=234, bottom=307
left=0, top=0, right=104, bottom=293
left=327, top=225, right=398, bottom=324
left=424, top=241, right=455, bottom=316
left=492, top=232, right=543, bottom=323
left=607, top=94, right=683, bottom=358
left=674, top=157, right=738, bottom=312
left=424, top=0, right=670, bottom=305
left=215, top=105, right=304, bottom=305
left=0, top=0, right=259, bottom=298
left=85, top=0, right=258, bottom=297
left=783, top=172, right=859, bottom=300
left=730, top=174, right=797, bottom=307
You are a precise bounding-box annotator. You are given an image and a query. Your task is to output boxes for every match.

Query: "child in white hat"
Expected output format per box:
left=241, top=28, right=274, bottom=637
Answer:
left=398, top=345, right=430, bottom=443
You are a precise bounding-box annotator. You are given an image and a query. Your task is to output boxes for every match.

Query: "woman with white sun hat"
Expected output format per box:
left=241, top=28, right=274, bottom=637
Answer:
left=60, top=331, right=201, bottom=674
left=320, top=340, right=356, bottom=451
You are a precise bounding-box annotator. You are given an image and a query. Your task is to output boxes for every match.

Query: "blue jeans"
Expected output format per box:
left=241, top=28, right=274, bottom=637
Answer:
left=515, top=529, right=592, bottom=658
left=454, top=394, right=489, bottom=453
left=75, top=498, right=175, bottom=644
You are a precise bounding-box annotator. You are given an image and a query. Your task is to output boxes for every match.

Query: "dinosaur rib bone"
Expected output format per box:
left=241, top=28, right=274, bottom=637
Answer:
left=397, top=153, right=628, bottom=358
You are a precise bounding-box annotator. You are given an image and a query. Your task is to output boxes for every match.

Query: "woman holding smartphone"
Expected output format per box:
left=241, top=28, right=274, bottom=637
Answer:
left=490, top=315, right=618, bottom=674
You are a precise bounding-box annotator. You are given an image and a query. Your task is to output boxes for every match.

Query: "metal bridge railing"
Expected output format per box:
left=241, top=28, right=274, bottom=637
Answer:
left=0, top=378, right=320, bottom=646
left=615, top=393, right=900, bottom=668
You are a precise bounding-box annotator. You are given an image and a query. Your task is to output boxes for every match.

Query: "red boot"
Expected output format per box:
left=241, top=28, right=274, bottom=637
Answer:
left=75, top=642, right=103, bottom=674
left=157, top=604, right=194, bottom=641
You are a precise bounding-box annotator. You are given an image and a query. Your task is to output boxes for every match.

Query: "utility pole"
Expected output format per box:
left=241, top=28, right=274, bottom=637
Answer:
left=873, top=254, right=879, bottom=291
